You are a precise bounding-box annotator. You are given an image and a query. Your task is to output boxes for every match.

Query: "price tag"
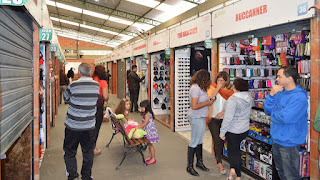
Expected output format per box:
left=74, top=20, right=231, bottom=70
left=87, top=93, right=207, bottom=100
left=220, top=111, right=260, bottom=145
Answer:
left=39, top=28, right=52, bottom=42
left=0, top=0, right=28, bottom=6
left=204, top=39, right=213, bottom=49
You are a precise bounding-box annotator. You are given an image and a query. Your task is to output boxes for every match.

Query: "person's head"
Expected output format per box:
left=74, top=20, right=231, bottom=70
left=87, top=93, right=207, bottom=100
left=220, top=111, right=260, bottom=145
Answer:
left=107, top=69, right=110, bottom=73
left=276, top=66, right=299, bottom=88
left=114, top=99, right=131, bottom=115
left=140, top=100, right=154, bottom=117
left=215, top=71, right=232, bottom=89
left=132, top=65, right=137, bottom=72
left=190, top=69, right=211, bottom=91
left=92, top=65, right=107, bottom=80
left=233, top=78, right=249, bottom=93
left=60, top=69, right=64, bottom=75
left=78, top=63, right=92, bottom=78
left=70, top=67, right=73, bottom=70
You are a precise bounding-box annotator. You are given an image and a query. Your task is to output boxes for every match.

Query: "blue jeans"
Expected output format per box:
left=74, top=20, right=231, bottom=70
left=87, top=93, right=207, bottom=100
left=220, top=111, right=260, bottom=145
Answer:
left=272, top=143, right=300, bottom=180
left=189, top=116, right=206, bottom=148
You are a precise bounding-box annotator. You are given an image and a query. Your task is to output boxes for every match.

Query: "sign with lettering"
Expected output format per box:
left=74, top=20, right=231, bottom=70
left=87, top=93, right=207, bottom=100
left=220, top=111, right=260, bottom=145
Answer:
left=204, top=39, right=213, bottom=49
left=39, top=28, right=52, bottom=42
left=133, top=40, right=147, bottom=56
left=148, top=30, right=169, bottom=53
left=170, top=14, right=211, bottom=48
left=212, top=0, right=315, bottom=39
left=0, top=0, right=28, bottom=6
left=50, top=44, right=58, bottom=52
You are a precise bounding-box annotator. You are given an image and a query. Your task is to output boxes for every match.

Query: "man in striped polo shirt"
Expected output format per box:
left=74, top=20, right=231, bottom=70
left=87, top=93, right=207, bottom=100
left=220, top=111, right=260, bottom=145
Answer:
left=63, top=63, right=99, bottom=180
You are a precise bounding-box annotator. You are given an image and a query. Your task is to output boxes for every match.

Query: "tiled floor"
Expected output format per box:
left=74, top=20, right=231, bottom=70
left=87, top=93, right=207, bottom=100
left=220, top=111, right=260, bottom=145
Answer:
left=177, top=129, right=213, bottom=154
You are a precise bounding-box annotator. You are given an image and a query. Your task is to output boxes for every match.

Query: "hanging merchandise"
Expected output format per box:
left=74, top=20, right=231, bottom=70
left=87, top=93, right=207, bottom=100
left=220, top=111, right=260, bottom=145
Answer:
left=190, top=46, right=211, bottom=76
left=135, top=56, right=148, bottom=107
left=151, top=52, right=171, bottom=118
left=174, top=48, right=191, bottom=131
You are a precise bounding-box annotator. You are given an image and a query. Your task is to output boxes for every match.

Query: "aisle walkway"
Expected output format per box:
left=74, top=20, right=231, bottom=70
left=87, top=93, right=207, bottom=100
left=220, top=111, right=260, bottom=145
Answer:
left=40, top=94, right=252, bottom=180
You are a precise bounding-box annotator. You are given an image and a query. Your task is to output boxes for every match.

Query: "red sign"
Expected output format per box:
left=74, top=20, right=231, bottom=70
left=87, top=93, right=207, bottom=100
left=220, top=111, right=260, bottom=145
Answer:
left=177, top=27, right=198, bottom=38
left=126, top=50, right=130, bottom=54
left=280, top=52, right=287, bottom=66
left=133, top=44, right=147, bottom=51
left=236, top=5, right=267, bottom=21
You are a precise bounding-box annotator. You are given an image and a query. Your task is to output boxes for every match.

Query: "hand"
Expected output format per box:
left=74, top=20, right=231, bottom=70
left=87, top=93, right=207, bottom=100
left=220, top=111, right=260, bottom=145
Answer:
left=207, top=98, right=215, bottom=106
left=215, top=111, right=224, bottom=119
left=270, top=85, right=284, bottom=96
left=216, top=81, right=224, bottom=90
left=219, top=135, right=225, bottom=141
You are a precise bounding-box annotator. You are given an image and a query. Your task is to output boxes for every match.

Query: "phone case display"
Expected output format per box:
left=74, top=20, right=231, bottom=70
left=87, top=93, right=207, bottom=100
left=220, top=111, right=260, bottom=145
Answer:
left=219, top=31, right=311, bottom=179
left=190, top=47, right=211, bottom=76
left=136, top=56, right=148, bottom=108
left=125, top=58, right=133, bottom=99
left=174, top=48, right=191, bottom=131
left=151, top=52, right=171, bottom=115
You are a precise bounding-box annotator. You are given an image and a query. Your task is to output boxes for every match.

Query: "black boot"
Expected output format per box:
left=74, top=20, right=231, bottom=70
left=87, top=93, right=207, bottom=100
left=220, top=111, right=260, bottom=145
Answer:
left=187, top=146, right=199, bottom=176
left=196, top=144, right=210, bottom=172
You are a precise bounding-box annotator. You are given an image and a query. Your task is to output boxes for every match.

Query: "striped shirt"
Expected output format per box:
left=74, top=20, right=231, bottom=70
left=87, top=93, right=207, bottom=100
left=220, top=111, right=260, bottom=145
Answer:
left=64, top=77, right=100, bottom=131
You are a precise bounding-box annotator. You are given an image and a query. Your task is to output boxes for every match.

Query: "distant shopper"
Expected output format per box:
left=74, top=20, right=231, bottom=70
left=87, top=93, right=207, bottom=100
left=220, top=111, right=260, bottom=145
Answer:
left=92, top=65, right=109, bottom=155
left=59, top=69, right=69, bottom=104
left=207, top=71, right=233, bottom=175
left=128, top=65, right=145, bottom=112
left=67, top=67, right=74, bottom=83
left=187, top=69, right=214, bottom=176
left=106, top=69, right=111, bottom=87
left=63, top=63, right=99, bottom=180
left=264, top=66, right=308, bottom=179
left=314, top=103, right=320, bottom=159
left=219, top=78, right=252, bottom=180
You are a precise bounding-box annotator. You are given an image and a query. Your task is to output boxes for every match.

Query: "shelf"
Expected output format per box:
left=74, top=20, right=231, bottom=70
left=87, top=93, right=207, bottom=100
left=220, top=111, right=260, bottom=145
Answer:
left=230, top=76, right=276, bottom=80
left=252, top=106, right=265, bottom=111
left=250, top=119, right=271, bottom=126
left=222, top=65, right=281, bottom=69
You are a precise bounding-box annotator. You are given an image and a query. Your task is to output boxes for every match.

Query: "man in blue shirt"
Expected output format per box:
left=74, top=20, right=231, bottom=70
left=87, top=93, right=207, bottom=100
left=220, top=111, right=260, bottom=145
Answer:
left=265, top=66, right=308, bottom=180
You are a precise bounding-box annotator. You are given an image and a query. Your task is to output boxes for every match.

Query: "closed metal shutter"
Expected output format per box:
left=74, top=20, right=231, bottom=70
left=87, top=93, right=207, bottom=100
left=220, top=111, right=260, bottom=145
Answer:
left=117, top=60, right=125, bottom=99
left=0, top=6, right=33, bottom=155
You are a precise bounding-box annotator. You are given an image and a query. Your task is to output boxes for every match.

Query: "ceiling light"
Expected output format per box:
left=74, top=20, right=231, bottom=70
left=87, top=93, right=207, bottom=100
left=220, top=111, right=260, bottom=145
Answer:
left=56, top=2, right=82, bottom=13
left=50, top=17, right=80, bottom=26
left=108, top=16, right=133, bottom=26
left=99, top=29, right=118, bottom=35
left=126, top=0, right=160, bottom=8
left=132, top=22, right=154, bottom=31
left=80, top=24, right=100, bottom=31
left=83, top=10, right=109, bottom=19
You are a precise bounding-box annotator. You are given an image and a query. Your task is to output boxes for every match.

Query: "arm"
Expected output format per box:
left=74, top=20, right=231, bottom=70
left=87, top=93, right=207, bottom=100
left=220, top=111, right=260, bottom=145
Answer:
left=102, top=87, right=109, bottom=102
left=137, top=113, right=150, bottom=129
left=271, top=94, right=308, bottom=124
left=264, top=94, right=278, bottom=115
left=220, top=97, right=236, bottom=137
left=314, top=103, right=320, bottom=132
left=191, top=97, right=213, bottom=110
left=133, top=73, right=145, bottom=83
left=63, top=86, right=71, bottom=102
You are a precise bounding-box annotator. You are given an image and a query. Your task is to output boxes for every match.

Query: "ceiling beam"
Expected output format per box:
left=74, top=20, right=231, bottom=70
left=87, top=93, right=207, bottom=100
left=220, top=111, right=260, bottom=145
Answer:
left=50, top=12, right=136, bottom=36
left=53, top=0, right=162, bottom=26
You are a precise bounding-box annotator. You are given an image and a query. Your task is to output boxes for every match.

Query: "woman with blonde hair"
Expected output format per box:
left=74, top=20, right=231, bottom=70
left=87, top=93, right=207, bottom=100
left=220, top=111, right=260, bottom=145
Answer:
left=207, top=71, right=233, bottom=174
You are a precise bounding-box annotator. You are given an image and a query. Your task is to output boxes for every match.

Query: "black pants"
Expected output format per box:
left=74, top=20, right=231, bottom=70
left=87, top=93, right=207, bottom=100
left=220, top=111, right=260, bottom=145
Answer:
left=95, top=103, right=104, bottom=144
left=129, top=90, right=139, bottom=112
left=208, top=118, right=224, bottom=164
left=63, top=128, right=95, bottom=180
left=225, top=131, right=248, bottom=177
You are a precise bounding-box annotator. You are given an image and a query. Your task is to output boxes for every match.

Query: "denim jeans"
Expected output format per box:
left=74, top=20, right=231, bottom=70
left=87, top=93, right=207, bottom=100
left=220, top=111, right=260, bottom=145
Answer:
left=189, top=116, right=206, bottom=148
left=272, top=143, right=300, bottom=180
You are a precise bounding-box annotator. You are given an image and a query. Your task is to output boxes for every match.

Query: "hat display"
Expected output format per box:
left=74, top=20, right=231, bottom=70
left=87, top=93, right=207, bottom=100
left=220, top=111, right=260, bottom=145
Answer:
left=160, top=66, right=165, bottom=70
left=161, top=103, right=166, bottom=110
left=154, top=98, right=159, bottom=104
left=165, top=83, right=169, bottom=90
left=153, top=67, right=158, bottom=71
left=159, top=83, right=164, bottom=89
left=153, top=76, right=158, bottom=81
left=159, top=76, right=163, bottom=81
left=154, top=71, right=158, bottom=75
left=152, top=56, right=159, bottom=62
left=153, top=83, right=158, bottom=90
left=160, top=71, right=164, bottom=75
left=153, top=62, right=158, bottom=67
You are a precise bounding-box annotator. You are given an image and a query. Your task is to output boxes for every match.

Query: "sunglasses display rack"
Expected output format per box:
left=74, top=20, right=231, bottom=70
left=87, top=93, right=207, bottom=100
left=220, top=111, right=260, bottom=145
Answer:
left=174, top=48, right=191, bottom=131
left=151, top=53, right=171, bottom=116
left=219, top=32, right=311, bottom=180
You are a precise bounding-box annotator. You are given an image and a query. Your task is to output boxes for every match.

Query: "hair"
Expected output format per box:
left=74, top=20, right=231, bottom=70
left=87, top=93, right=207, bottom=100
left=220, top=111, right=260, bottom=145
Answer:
left=280, top=66, right=299, bottom=84
left=233, top=78, right=249, bottom=92
left=215, top=71, right=232, bottom=89
left=132, top=65, right=137, bottom=70
left=140, top=100, right=154, bottom=118
left=78, top=63, right=92, bottom=77
left=92, top=65, right=107, bottom=80
left=190, top=69, right=211, bottom=91
left=114, top=99, right=131, bottom=115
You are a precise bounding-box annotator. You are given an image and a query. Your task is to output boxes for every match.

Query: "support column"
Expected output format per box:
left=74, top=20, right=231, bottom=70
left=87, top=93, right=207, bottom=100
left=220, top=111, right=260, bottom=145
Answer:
left=210, top=39, right=218, bottom=155
left=310, top=6, right=320, bottom=179
left=170, top=49, right=175, bottom=132
left=32, top=21, right=40, bottom=180
left=45, top=44, right=51, bottom=147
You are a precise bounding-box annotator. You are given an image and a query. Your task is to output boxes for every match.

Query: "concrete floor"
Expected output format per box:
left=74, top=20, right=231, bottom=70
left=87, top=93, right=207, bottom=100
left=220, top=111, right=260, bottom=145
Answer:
left=40, top=94, right=252, bottom=180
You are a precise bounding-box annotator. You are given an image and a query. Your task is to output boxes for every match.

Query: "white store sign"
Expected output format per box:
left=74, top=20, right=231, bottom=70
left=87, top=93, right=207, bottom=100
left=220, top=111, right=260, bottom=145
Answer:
left=133, top=40, right=148, bottom=56
left=122, top=45, right=133, bottom=59
left=148, top=30, right=170, bottom=53
left=170, top=13, right=211, bottom=48
left=211, top=0, right=315, bottom=39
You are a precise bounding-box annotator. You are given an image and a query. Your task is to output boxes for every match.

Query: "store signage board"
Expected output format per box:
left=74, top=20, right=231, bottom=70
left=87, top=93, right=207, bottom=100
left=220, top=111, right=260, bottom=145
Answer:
left=39, top=28, right=53, bottom=42
left=148, top=30, right=169, bottom=53
left=211, top=0, right=315, bottom=39
left=170, top=14, right=211, bottom=48
left=123, top=45, right=133, bottom=59
left=50, top=44, right=58, bottom=52
left=133, top=40, right=147, bottom=56
left=0, top=0, right=27, bottom=6
left=204, top=39, right=213, bottom=49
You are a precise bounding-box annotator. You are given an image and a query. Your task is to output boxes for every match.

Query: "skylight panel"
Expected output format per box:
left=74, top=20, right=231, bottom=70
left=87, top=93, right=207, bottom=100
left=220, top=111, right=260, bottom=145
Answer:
left=99, top=29, right=118, bottom=35
left=83, top=10, right=109, bottom=19
left=80, top=24, right=100, bottom=31
left=59, top=19, right=80, bottom=26
left=56, top=2, right=82, bottom=13
left=126, top=0, right=160, bottom=8
left=108, top=16, right=134, bottom=26
left=132, top=22, right=154, bottom=31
